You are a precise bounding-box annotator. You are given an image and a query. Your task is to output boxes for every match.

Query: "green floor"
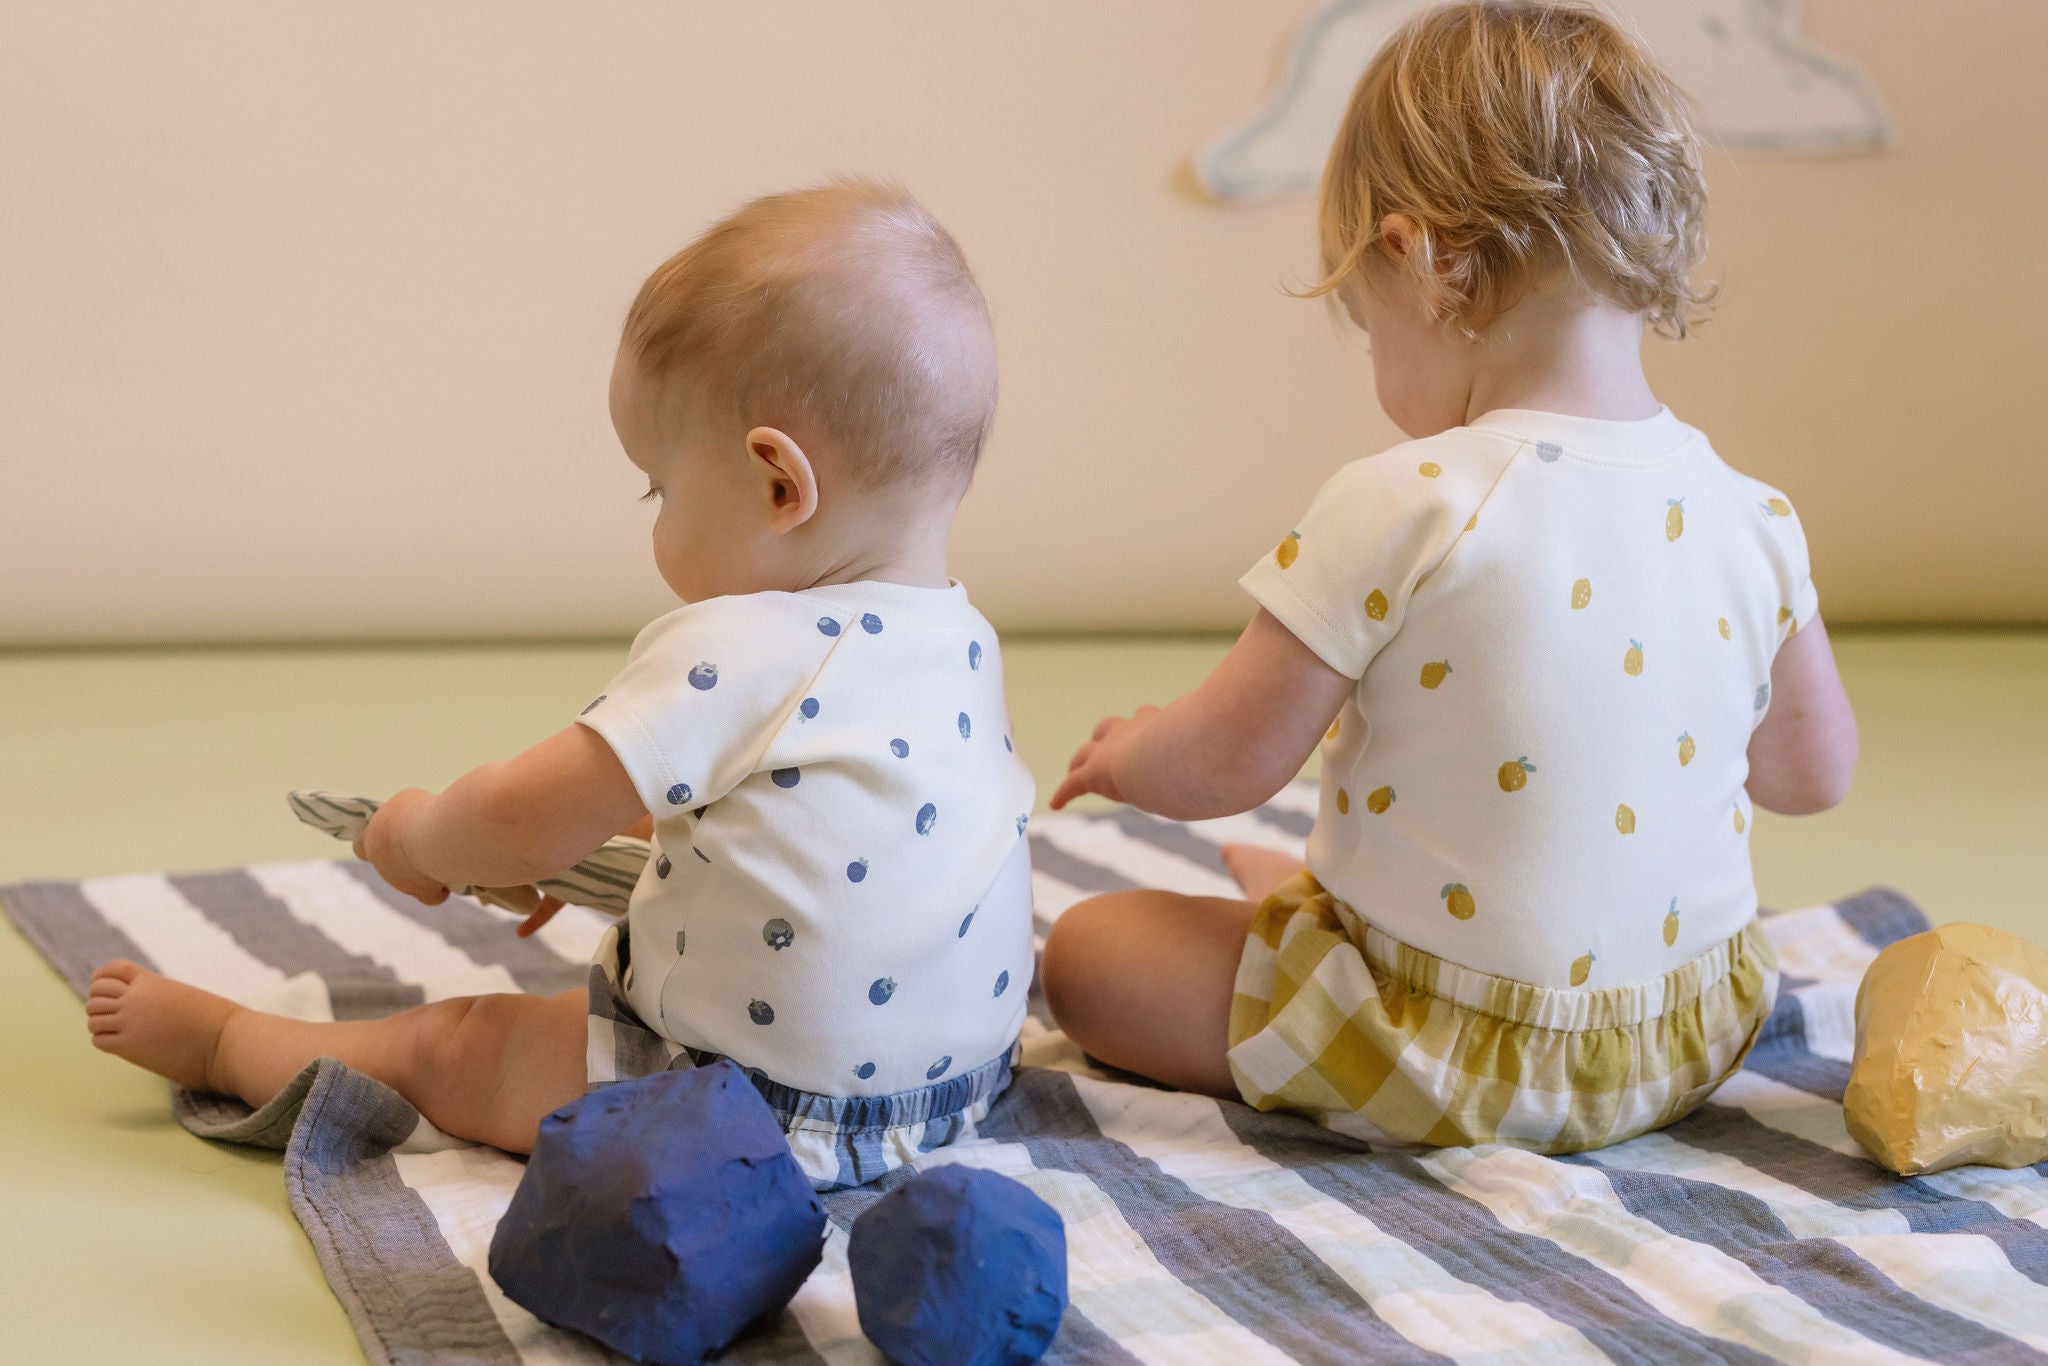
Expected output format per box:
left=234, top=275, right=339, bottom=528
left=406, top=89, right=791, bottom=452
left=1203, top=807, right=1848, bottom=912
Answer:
left=2, top=631, right=2044, bottom=1363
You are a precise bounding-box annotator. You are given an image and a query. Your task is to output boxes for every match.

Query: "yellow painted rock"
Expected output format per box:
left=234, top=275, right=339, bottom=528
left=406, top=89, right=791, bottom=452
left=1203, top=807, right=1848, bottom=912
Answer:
left=1275, top=532, right=1300, bottom=569
left=1624, top=640, right=1644, bottom=676
left=1843, top=923, right=2048, bottom=1175
left=1665, top=498, right=1685, bottom=541
left=1335, top=787, right=1350, bottom=815
left=1733, top=805, right=1746, bottom=834
left=1366, top=786, right=1394, bottom=814
left=1570, top=951, right=1595, bottom=987
left=1441, top=883, right=1475, bottom=920
left=1419, top=461, right=1442, bottom=478
left=1420, top=660, right=1451, bottom=689
left=1678, top=732, right=1695, bottom=767
left=1616, top=804, right=1635, bottom=834
left=1571, top=578, right=1591, bottom=610
left=1663, top=897, right=1680, bottom=947
left=1365, top=589, right=1388, bottom=621
left=1718, top=617, right=1731, bottom=641
left=1497, top=756, right=1533, bottom=792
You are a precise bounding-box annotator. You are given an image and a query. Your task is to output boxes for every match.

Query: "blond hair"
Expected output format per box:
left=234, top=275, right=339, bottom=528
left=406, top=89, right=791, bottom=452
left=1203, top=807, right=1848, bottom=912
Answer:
left=1314, top=1, right=1710, bottom=338
left=623, top=179, right=997, bottom=491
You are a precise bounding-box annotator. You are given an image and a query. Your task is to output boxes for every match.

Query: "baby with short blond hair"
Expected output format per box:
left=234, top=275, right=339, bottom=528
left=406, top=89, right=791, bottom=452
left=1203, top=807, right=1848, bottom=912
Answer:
left=87, top=180, right=1036, bottom=1190
left=1045, top=1, right=1858, bottom=1155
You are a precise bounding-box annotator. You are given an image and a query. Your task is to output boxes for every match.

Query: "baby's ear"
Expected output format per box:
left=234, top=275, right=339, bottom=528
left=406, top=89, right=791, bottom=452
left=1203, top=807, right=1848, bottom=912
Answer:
left=745, top=427, right=819, bottom=534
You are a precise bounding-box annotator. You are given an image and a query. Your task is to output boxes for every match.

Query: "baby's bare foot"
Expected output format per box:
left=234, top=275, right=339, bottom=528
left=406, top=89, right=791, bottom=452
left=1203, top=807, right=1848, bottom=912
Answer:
left=1221, top=844, right=1307, bottom=903
left=86, top=960, right=239, bottom=1094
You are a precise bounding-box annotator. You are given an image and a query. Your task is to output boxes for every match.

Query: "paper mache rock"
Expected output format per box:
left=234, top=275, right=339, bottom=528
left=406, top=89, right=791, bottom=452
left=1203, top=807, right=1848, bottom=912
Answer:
left=1843, top=922, right=2048, bottom=1176
left=487, top=1061, right=826, bottom=1365
left=849, top=1164, right=1068, bottom=1366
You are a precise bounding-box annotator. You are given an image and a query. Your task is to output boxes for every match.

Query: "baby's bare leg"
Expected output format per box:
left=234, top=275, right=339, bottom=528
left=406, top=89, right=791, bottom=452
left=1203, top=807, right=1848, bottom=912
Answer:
left=87, top=961, right=587, bottom=1154
left=1040, top=891, right=1256, bottom=1098
left=1219, top=844, right=1308, bottom=904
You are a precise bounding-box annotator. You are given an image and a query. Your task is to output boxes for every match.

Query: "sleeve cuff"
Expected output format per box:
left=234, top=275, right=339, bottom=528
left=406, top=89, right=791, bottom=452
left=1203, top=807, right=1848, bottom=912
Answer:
left=1239, top=563, right=1368, bottom=679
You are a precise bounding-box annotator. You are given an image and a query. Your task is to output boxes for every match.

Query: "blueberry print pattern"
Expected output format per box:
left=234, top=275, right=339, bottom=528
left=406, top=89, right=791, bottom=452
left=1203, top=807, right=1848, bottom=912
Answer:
left=958, top=910, right=975, bottom=937
left=583, top=586, right=1037, bottom=1111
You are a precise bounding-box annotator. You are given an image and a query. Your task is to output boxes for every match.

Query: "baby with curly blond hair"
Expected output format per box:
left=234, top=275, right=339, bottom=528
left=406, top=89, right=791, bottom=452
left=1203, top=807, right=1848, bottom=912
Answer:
left=1045, top=1, right=1857, bottom=1154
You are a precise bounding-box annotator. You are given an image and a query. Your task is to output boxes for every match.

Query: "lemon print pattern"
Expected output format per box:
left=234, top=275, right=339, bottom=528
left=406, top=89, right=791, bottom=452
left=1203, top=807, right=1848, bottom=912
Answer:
left=1419, top=461, right=1441, bottom=478
left=1718, top=617, right=1731, bottom=641
left=1365, top=589, right=1388, bottom=621
left=1465, top=513, right=1478, bottom=531
left=1761, top=497, right=1792, bottom=517
left=1570, top=951, right=1595, bottom=987
left=1615, top=803, right=1635, bottom=834
left=1441, top=883, right=1475, bottom=920
left=1326, top=718, right=1340, bottom=742
left=1678, top=732, right=1695, bottom=766
left=1496, top=756, right=1534, bottom=792
left=1336, top=788, right=1350, bottom=815
left=1665, top=498, right=1685, bottom=542
left=1624, top=640, right=1644, bottom=676
left=1571, top=578, right=1591, bottom=610
left=1275, top=532, right=1300, bottom=569
left=1366, top=786, right=1394, bottom=814
left=1421, top=660, right=1452, bottom=689
left=1734, top=804, right=1746, bottom=834
left=1663, top=896, right=1681, bottom=947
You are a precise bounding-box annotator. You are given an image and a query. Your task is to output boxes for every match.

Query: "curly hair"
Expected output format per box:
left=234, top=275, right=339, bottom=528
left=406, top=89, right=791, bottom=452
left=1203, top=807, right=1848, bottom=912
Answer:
left=1312, top=1, right=1712, bottom=339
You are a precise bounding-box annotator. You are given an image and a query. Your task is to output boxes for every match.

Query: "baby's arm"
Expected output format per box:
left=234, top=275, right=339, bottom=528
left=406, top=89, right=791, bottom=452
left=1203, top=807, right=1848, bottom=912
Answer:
left=1745, top=613, right=1858, bottom=814
left=356, top=724, right=647, bottom=906
left=1051, top=610, right=1354, bottom=820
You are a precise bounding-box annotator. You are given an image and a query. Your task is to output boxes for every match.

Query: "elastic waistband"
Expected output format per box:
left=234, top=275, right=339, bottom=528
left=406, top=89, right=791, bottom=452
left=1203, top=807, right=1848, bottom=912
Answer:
left=1326, top=898, right=1772, bottom=1035
left=685, top=1040, right=1019, bottom=1138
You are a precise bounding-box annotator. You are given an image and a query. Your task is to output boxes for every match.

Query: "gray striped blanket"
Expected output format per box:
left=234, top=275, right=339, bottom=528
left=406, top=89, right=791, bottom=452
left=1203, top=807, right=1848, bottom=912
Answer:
left=7, top=785, right=2047, bottom=1364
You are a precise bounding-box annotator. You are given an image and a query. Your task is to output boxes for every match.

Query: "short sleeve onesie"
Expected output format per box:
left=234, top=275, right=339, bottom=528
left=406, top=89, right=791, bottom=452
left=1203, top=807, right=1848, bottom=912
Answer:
left=576, top=579, right=1036, bottom=1097
left=1240, top=407, right=1817, bottom=990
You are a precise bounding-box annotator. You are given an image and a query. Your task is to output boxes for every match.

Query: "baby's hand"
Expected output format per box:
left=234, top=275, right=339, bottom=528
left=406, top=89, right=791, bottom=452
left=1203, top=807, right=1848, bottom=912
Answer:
left=353, top=787, right=451, bottom=906
left=1049, top=707, right=1157, bottom=809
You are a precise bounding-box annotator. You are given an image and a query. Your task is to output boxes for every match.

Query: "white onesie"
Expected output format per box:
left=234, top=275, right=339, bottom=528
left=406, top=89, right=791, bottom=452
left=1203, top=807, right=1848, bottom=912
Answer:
left=1241, top=407, right=1816, bottom=990
left=576, top=580, right=1036, bottom=1099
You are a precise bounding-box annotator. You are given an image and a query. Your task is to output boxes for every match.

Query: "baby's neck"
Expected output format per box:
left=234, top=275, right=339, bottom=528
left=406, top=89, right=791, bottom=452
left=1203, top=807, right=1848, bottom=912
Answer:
left=1461, top=292, right=1661, bottom=424
left=801, top=500, right=956, bottom=592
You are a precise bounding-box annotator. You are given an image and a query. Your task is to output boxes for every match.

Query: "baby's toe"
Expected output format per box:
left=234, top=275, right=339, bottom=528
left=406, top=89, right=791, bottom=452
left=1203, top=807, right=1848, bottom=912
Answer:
left=90, top=960, right=143, bottom=991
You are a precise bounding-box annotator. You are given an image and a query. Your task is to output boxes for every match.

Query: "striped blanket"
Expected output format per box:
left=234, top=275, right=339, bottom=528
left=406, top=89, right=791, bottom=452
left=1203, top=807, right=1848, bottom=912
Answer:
left=7, top=785, right=2047, bottom=1364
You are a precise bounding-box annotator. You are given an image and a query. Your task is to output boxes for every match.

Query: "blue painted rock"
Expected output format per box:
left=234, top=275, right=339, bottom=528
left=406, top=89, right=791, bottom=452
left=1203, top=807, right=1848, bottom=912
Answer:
left=849, top=1165, right=1067, bottom=1366
left=488, top=1062, right=825, bottom=1365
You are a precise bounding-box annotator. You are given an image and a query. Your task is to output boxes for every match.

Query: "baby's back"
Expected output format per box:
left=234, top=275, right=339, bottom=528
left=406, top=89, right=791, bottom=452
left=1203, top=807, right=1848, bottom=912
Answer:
left=1244, top=407, right=1815, bottom=988
left=579, top=580, right=1036, bottom=1096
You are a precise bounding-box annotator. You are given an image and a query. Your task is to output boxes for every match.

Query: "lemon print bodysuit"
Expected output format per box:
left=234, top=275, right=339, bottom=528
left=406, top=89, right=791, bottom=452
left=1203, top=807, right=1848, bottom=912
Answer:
left=1238, top=404, right=1817, bottom=990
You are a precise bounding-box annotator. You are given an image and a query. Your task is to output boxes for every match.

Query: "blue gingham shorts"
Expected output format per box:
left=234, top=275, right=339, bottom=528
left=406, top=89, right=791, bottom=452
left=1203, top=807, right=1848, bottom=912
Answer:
left=585, top=922, right=1017, bottom=1191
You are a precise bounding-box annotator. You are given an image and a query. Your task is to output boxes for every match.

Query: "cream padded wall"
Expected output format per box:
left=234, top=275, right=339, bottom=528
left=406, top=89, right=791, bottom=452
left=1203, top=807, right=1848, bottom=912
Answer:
left=3, top=1, right=2043, bottom=643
